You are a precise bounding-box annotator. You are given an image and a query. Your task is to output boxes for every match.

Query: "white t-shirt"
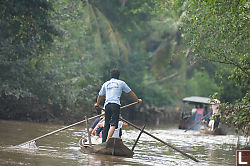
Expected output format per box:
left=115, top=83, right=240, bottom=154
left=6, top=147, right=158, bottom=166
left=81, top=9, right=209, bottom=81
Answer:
left=112, top=121, right=123, bottom=138
left=99, top=78, right=131, bottom=107
left=191, top=108, right=197, bottom=115
left=102, top=121, right=123, bottom=138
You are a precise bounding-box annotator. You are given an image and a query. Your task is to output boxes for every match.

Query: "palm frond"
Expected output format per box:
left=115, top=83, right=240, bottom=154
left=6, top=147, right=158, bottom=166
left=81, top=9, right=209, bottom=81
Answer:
left=83, top=0, right=128, bottom=62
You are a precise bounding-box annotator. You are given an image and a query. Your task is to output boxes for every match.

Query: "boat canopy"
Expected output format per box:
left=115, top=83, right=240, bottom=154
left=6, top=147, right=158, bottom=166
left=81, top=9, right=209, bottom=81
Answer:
left=182, top=96, right=211, bottom=105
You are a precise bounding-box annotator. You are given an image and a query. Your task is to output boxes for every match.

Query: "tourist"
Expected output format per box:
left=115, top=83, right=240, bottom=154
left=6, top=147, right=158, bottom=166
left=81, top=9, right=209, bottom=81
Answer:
left=94, top=69, right=142, bottom=142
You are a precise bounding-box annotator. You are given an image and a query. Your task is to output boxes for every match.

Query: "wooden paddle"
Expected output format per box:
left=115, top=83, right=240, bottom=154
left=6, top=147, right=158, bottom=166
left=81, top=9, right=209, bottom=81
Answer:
left=120, top=117, right=199, bottom=162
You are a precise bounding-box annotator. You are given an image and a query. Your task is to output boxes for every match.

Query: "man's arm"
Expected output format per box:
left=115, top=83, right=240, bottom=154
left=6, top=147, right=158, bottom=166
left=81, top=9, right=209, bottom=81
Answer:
left=94, top=95, right=103, bottom=107
left=95, top=83, right=106, bottom=108
left=128, top=91, right=142, bottom=103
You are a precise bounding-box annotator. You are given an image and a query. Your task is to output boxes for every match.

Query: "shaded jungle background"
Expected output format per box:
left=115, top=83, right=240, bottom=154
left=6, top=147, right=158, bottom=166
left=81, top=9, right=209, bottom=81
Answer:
left=0, top=0, right=249, bottom=135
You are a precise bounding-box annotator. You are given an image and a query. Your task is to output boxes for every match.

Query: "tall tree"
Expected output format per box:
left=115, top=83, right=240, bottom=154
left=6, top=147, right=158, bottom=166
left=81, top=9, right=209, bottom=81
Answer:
left=0, top=0, right=58, bottom=98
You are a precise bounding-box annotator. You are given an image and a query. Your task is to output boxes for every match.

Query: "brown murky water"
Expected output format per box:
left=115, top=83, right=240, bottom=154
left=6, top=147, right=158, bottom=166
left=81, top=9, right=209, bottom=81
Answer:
left=0, top=120, right=241, bottom=165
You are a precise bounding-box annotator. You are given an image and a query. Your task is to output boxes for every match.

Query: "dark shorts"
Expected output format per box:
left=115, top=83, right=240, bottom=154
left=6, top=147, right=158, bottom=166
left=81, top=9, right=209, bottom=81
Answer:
left=105, top=103, right=120, bottom=128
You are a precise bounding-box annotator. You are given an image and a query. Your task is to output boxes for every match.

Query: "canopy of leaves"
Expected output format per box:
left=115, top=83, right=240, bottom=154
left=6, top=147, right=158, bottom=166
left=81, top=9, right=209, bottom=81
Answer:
left=0, top=0, right=58, bottom=98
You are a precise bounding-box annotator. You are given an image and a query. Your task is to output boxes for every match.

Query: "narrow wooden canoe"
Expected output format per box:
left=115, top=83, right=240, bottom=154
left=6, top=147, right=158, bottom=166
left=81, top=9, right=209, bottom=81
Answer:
left=79, top=137, right=134, bottom=157
left=199, top=125, right=226, bottom=135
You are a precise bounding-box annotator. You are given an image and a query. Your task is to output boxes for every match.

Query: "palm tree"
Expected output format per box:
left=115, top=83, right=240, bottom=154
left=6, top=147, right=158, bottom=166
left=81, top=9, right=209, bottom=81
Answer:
left=81, top=0, right=128, bottom=61
left=148, top=0, right=198, bottom=86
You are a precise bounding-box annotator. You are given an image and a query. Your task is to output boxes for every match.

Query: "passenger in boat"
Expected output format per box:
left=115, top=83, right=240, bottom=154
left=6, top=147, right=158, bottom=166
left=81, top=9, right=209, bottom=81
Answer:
left=89, top=109, right=105, bottom=135
left=91, top=117, right=105, bottom=137
left=201, top=105, right=211, bottom=127
left=92, top=119, right=128, bottom=139
left=94, top=69, right=142, bottom=142
left=190, top=105, right=198, bottom=122
left=111, top=119, right=128, bottom=138
left=191, top=105, right=198, bottom=115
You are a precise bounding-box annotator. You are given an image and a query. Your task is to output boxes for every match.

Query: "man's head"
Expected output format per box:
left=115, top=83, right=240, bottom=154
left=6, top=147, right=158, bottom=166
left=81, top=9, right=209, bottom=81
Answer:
left=110, top=69, right=120, bottom=79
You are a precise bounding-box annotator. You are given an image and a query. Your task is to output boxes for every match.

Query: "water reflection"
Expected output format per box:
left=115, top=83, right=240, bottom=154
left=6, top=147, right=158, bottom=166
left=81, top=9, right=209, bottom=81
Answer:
left=79, top=154, right=141, bottom=166
left=0, top=120, right=242, bottom=165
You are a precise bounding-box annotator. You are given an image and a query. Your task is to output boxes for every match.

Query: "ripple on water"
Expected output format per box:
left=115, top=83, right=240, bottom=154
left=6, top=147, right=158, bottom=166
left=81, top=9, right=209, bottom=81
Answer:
left=0, top=120, right=242, bottom=166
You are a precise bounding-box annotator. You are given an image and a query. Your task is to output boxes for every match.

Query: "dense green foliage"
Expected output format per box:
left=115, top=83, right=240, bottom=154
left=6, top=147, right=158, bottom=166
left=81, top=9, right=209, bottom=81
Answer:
left=0, top=0, right=248, bottom=130
left=183, top=0, right=249, bottom=135
left=0, top=0, right=57, bottom=97
left=0, top=0, right=100, bottom=122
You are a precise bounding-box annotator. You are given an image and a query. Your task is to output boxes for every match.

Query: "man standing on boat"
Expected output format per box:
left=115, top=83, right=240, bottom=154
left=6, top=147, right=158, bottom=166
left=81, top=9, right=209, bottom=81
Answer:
left=208, top=99, right=221, bottom=130
left=94, top=69, right=142, bottom=142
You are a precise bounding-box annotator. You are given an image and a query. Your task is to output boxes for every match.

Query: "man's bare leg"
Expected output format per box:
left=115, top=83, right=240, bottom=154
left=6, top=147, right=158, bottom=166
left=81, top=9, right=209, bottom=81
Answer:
left=106, top=126, right=116, bottom=142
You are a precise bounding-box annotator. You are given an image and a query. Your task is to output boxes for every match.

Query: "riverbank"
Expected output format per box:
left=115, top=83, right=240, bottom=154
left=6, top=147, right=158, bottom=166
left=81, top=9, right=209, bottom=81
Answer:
left=0, top=95, right=181, bottom=126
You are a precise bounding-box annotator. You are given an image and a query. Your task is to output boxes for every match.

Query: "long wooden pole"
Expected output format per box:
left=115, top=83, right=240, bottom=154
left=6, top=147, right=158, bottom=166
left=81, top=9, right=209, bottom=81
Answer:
left=86, top=116, right=92, bottom=145
left=120, top=101, right=138, bottom=109
left=131, top=124, right=146, bottom=151
left=17, top=102, right=139, bottom=147
left=120, top=117, right=199, bottom=162
left=17, top=113, right=104, bottom=146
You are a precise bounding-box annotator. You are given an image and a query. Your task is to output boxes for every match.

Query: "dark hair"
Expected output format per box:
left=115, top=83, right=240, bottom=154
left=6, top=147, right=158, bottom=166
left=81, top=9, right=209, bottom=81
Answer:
left=110, top=69, right=120, bottom=79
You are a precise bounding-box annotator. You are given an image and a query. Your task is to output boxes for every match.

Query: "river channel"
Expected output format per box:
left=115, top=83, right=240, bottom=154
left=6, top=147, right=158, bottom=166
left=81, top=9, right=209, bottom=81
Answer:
left=0, top=120, right=243, bottom=166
